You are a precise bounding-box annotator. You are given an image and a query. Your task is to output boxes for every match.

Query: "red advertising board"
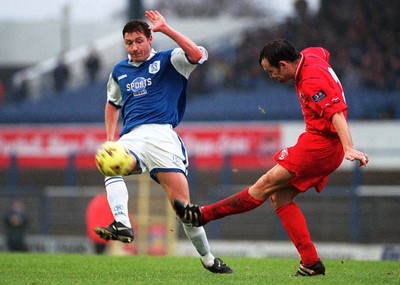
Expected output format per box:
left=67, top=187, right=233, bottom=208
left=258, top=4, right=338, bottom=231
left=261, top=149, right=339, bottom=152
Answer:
left=176, top=123, right=281, bottom=169
left=0, top=125, right=105, bottom=169
left=0, top=123, right=281, bottom=170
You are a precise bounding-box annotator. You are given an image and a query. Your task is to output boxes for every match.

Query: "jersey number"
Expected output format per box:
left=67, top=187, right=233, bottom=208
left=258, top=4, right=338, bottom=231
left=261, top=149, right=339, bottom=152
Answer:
left=328, top=67, right=346, bottom=102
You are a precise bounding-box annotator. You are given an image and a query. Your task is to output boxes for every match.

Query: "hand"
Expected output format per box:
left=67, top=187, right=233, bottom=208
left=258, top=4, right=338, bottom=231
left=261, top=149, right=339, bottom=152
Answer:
left=345, top=147, right=369, bottom=167
left=145, top=10, right=167, bottom=32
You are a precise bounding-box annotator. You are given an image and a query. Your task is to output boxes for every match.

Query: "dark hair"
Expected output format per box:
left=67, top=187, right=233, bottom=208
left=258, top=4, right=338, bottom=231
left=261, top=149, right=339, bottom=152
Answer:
left=122, top=20, right=151, bottom=38
left=258, top=39, right=300, bottom=67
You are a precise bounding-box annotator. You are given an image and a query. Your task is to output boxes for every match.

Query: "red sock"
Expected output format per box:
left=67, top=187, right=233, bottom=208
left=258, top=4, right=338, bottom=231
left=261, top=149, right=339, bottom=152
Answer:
left=202, top=187, right=264, bottom=224
left=275, top=202, right=319, bottom=266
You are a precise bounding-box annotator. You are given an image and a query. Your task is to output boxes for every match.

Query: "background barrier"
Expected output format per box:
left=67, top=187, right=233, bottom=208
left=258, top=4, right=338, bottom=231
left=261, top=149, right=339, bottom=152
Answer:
left=0, top=123, right=399, bottom=253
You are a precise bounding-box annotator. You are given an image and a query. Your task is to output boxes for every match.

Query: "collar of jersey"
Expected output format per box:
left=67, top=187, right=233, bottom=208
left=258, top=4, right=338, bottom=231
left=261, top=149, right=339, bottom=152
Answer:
left=294, top=53, right=305, bottom=83
left=128, top=49, right=157, bottom=67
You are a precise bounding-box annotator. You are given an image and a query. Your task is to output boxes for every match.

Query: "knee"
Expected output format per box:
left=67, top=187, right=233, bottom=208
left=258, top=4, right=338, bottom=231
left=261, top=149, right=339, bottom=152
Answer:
left=251, top=166, right=293, bottom=200
left=256, top=169, right=282, bottom=189
left=256, top=172, right=274, bottom=189
left=269, top=193, right=280, bottom=209
left=269, top=189, right=297, bottom=210
left=250, top=172, right=276, bottom=200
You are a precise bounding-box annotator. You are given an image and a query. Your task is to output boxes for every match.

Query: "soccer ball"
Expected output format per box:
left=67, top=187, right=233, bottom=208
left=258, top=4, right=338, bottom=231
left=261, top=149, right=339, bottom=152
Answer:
left=95, top=141, right=133, bottom=176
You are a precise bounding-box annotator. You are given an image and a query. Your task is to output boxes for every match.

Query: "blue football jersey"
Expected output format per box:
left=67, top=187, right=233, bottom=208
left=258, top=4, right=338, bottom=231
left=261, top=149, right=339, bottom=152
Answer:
left=107, top=48, right=206, bottom=136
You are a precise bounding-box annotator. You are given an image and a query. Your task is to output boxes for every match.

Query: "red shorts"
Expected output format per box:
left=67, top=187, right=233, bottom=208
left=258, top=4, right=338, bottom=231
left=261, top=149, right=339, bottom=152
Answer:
left=274, top=132, right=344, bottom=192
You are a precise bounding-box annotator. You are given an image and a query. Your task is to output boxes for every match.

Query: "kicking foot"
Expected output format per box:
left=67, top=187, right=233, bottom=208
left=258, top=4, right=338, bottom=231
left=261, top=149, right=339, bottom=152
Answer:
left=173, top=199, right=204, bottom=226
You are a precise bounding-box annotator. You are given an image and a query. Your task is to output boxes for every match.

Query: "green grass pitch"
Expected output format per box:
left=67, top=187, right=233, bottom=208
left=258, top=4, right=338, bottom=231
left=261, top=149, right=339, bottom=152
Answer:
left=1, top=253, right=399, bottom=285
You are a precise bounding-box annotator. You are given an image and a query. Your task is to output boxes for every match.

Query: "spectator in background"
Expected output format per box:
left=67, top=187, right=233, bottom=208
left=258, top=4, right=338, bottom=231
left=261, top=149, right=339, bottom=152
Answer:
left=4, top=200, right=29, bottom=252
left=53, top=55, right=70, bottom=92
left=0, top=79, right=5, bottom=106
left=13, top=78, right=29, bottom=103
left=85, top=193, right=114, bottom=254
left=85, top=48, right=102, bottom=83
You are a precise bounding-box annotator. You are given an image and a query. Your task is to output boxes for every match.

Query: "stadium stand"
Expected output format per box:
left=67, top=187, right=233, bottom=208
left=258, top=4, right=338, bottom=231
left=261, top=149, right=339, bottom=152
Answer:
left=1, top=0, right=398, bottom=123
left=0, top=79, right=398, bottom=123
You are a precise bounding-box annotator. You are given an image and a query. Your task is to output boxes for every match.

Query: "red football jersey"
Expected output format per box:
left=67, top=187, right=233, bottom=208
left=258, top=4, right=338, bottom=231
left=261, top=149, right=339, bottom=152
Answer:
left=294, top=47, right=348, bottom=135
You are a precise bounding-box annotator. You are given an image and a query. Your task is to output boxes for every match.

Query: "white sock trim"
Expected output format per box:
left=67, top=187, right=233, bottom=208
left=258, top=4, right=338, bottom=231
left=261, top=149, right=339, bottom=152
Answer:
left=182, top=222, right=214, bottom=260
left=105, top=176, right=131, bottom=227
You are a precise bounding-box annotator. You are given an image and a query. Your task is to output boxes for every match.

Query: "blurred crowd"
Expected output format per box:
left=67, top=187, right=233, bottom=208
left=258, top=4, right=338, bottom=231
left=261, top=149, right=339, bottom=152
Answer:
left=191, top=0, right=400, bottom=93
left=4, top=0, right=399, bottom=111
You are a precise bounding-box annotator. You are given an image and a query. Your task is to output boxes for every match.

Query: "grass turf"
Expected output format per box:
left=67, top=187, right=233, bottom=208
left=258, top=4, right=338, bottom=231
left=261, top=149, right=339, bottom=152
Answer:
left=0, top=253, right=399, bottom=285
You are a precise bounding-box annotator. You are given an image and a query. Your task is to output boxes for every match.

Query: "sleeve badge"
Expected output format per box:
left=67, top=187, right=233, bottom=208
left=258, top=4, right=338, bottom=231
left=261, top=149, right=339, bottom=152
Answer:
left=312, top=90, right=327, bottom=102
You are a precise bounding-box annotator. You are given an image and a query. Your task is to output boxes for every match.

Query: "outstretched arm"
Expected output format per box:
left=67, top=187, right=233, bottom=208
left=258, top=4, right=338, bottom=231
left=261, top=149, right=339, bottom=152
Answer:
left=331, top=111, right=369, bottom=167
left=145, top=10, right=203, bottom=63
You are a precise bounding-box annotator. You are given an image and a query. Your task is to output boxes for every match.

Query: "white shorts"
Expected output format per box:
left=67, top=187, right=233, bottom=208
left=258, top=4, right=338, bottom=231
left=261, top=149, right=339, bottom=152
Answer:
left=118, top=124, right=188, bottom=181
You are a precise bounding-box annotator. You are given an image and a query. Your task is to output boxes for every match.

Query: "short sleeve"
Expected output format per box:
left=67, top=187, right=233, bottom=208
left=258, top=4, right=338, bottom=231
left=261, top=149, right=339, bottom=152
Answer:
left=106, top=73, right=122, bottom=107
left=170, top=46, right=208, bottom=79
left=302, top=78, right=348, bottom=120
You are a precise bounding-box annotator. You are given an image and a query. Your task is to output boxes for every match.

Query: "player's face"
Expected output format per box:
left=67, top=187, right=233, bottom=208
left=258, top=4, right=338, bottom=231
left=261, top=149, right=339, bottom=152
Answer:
left=124, top=31, right=153, bottom=62
left=260, top=58, right=291, bottom=83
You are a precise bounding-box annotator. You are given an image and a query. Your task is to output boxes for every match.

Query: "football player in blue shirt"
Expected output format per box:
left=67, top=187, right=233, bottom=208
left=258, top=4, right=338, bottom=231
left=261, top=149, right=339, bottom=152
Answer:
left=94, top=10, right=233, bottom=274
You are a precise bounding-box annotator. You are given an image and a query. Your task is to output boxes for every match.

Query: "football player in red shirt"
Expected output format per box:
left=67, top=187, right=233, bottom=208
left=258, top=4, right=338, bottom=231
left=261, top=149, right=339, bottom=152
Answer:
left=175, top=39, right=369, bottom=276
